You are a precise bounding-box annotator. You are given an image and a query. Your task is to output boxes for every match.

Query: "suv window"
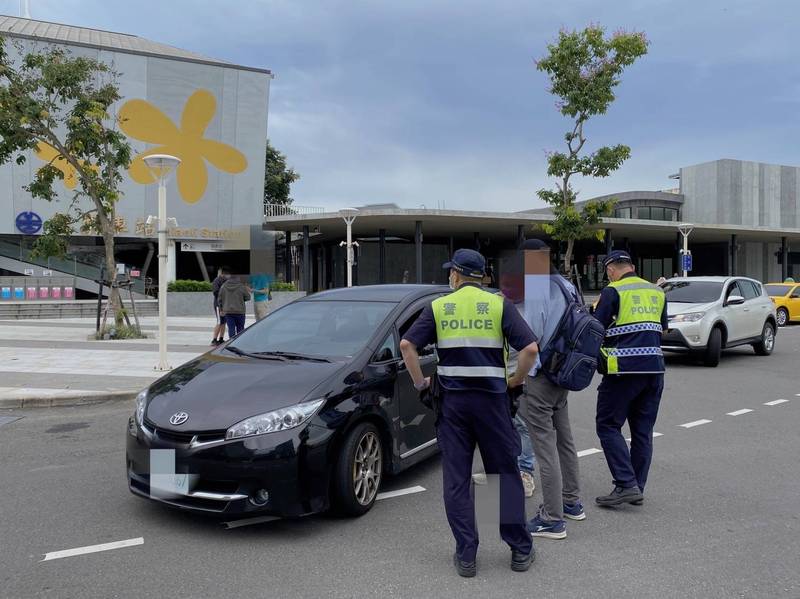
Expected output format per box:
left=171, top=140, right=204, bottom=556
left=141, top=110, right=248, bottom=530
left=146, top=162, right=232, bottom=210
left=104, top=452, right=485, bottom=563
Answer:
left=738, top=280, right=759, bottom=300
left=725, top=281, right=742, bottom=301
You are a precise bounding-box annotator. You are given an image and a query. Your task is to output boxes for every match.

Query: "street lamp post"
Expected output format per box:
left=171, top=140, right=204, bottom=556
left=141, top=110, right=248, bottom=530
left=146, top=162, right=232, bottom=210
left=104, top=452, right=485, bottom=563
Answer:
left=678, top=223, right=694, bottom=278
left=143, top=154, right=181, bottom=371
left=339, top=208, right=359, bottom=287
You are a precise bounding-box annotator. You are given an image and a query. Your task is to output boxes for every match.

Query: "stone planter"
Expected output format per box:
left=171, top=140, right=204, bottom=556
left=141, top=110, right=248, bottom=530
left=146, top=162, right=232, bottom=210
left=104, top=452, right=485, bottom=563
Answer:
left=166, top=290, right=306, bottom=317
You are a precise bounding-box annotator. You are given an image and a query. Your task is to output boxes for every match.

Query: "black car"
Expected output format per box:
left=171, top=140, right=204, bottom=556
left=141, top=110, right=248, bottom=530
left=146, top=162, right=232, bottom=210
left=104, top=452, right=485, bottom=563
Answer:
left=127, top=284, right=445, bottom=518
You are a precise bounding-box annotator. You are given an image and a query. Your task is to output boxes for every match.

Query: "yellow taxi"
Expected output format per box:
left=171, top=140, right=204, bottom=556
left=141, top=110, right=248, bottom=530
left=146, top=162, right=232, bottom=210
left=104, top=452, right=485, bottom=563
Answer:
left=765, top=282, right=800, bottom=327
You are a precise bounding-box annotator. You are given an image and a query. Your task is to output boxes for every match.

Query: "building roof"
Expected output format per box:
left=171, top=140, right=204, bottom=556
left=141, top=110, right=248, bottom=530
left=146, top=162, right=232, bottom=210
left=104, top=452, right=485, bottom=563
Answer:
left=0, top=15, right=271, bottom=75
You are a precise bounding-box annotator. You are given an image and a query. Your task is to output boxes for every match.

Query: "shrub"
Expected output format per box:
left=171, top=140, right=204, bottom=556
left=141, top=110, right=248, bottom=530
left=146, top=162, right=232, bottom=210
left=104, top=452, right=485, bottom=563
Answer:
left=94, top=324, right=147, bottom=340
left=271, top=282, right=297, bottom=291
left=167, top=279, right=213, bottom=292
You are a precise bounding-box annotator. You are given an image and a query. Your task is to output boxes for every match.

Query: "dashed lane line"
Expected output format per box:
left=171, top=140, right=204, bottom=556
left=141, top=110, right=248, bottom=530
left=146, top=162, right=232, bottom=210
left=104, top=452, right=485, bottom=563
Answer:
left=577, top=448, right=602, bottom=457
left=764, top=399, right=789, bottom=406
left=376, top=485, right=426, bottom=501
left=727, top=409, right=754, bottom=416
left=42, top=537, right=143, bottom=562
left=679, top=419, right=712, bottom=429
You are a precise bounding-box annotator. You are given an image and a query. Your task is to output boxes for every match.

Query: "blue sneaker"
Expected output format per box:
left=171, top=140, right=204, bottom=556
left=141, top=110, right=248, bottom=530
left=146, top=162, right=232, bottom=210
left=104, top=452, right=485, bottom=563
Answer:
left=563, top=501, right=586, bottom=521
left=527, top=515, right=567, bottom=539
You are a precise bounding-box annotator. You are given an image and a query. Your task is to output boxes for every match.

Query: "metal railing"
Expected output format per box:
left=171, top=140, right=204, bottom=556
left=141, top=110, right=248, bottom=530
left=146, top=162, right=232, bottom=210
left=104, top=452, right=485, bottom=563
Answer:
left=264, top=204, right=327, bottom=218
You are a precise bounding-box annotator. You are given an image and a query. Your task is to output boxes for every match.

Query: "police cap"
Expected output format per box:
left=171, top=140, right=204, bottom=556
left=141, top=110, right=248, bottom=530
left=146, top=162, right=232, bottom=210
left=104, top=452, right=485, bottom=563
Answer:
left=603, top=250, right=633, bottom=269
left=443, top=248, right=486, bottom=278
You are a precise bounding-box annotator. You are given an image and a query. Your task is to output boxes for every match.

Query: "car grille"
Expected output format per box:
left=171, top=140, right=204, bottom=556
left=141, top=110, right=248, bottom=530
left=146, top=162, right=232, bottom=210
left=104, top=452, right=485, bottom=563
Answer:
left=144, top=419, right=226, bottom=445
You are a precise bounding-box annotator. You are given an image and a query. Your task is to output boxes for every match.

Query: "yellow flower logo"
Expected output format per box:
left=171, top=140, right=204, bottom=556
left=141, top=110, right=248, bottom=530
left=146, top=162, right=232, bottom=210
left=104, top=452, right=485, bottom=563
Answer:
left=34, top=142, right=96, bottom=189
left=119, top=90, right=247, bottom=203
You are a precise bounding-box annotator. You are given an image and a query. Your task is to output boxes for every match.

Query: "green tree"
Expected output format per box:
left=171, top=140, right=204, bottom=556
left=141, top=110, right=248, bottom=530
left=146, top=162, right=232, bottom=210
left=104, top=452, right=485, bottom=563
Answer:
left=536, top=25, right=648, bottom=272
left=0, top=38, right=132, bottom=326
left=263, top=139, right=300, bottom=211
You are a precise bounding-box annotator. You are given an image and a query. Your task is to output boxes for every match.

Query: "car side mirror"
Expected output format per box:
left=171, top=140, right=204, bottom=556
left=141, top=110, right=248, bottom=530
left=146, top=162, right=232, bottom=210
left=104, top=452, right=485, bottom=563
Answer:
left=373, top=348, right=394, bottom=363
left=726, top=295, right=745, bottom=306
left=419, top=344, right=436, bottom=357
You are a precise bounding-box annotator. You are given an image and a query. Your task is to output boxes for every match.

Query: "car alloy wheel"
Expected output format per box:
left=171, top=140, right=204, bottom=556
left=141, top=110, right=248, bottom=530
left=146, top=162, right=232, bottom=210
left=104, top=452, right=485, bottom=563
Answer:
left=776, top=308, right=788, bottom=327
left=353, top=431, right=382, bottom=506
left=754, top=322, right=775, bottom=356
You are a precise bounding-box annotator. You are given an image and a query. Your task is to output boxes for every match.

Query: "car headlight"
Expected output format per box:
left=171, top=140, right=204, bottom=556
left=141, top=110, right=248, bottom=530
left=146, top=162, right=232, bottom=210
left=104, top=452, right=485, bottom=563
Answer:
left=669, top=311, right=706, bottom=323
left=135, top=389, right=147, bottom=427
left=225, top=398, right=326, bottom=440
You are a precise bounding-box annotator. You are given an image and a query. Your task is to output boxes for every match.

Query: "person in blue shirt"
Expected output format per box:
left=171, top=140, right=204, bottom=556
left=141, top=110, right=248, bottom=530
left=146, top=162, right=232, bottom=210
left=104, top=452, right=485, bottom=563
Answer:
left=515, top=239, right=586, bottom=540
left=249, top=272, right=272, bottom=321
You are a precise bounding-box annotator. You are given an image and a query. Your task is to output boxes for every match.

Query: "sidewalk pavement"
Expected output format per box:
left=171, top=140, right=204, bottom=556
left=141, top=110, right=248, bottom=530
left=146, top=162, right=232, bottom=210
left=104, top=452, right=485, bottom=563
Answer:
left=0, top=315, right=254, bottom=408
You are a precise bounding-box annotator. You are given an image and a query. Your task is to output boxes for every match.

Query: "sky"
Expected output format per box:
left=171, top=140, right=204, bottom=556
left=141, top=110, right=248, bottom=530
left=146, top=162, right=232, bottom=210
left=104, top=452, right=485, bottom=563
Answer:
left=3, top=0, right=800, bottom=212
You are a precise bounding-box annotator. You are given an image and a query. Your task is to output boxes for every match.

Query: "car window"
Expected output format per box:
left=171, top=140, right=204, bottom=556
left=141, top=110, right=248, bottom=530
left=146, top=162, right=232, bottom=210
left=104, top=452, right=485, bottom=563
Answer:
left=229, top=300, right=397, bottom=358
left=663, top=281, right=723, bottom=303
left=725, top=281, right=742, bottom=300
left=767, top=285, right=792, bottom=297
left=398, top=298, right=440, bottom=356
left=792, top=286, right=800, bottom=298
left=738, top=280, right=758, bottom=300
left=372, top=332, right=398, bottom=362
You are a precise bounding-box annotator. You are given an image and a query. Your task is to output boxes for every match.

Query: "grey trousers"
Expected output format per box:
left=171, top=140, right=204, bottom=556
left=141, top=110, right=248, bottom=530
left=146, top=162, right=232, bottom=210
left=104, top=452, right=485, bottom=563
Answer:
left=518, top=374, right=581, bottom=522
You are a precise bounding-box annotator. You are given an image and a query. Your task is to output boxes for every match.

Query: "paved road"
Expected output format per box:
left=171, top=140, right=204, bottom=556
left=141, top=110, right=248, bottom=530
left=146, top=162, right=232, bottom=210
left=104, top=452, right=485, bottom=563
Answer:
left=2, top=327, right=800, bottom=599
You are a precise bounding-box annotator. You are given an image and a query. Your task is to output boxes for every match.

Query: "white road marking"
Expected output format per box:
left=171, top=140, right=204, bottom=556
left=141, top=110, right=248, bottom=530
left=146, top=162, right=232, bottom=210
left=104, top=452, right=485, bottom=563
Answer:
left=764, top=399, right=789, bottom=406
left=679, top=419, right=712, bottom=428
left=727, top=409, right=754, bottom=416
left=376, top=485, right=426, bottom=501
left=577, top=448, right=602, bottom=457
left=224, top=516, right=280, bottom=529
left=652, top=432, right=664, bottom=438
left=42, top=537, right=143, bottom=562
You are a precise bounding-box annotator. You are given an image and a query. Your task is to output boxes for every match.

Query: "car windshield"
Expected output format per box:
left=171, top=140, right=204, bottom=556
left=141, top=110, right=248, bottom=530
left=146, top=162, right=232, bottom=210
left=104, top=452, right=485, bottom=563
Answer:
left=663, top=281, right=723, bottom=303
left=228, top=300, right=396, bottom=358
left=766, top=285, right=792, bottom=297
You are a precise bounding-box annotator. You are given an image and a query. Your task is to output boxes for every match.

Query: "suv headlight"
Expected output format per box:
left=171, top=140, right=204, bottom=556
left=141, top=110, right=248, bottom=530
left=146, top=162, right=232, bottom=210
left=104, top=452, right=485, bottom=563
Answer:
left=225, top=398, right=326, bottom=440
left=669, top=311, right=706, bottom=323
left=135, top=390, right=147, bottom=427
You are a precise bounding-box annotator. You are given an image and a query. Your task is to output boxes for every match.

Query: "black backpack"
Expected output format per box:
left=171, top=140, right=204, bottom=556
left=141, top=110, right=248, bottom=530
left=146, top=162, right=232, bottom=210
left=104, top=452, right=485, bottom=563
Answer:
left=539, top=277, right=605, bottom=391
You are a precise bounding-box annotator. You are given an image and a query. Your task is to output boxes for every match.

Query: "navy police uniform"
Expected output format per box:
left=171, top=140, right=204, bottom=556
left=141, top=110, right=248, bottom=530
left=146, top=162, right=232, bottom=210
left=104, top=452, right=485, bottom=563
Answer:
left=594, top=251, right=668, bottom=496
left=403, top=250, right=536, bottom=564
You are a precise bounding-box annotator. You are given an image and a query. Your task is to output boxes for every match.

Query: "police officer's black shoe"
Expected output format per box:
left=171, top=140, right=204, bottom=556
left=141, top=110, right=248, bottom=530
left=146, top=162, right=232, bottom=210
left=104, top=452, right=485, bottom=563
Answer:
left=511, top=547, right=535, bottom=572
left=453, top=553, right=476, bottom=578
left=595, top=486, right=644, bottom=507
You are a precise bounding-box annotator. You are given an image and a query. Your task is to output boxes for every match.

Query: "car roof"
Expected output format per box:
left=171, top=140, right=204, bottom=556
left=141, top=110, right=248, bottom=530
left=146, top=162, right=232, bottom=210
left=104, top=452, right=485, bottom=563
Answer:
left=666, top=276, right=757, bottom=283
left=765, top=282, right=798, bottom=286
left=304, top=284, right=450, bottom=303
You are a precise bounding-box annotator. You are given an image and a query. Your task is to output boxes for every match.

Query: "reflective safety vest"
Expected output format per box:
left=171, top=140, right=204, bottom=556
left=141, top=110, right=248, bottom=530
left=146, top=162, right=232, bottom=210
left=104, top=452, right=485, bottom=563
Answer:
left=601, top=276, right=666, bottom=375
left=432, top=284, right=507, bottom=393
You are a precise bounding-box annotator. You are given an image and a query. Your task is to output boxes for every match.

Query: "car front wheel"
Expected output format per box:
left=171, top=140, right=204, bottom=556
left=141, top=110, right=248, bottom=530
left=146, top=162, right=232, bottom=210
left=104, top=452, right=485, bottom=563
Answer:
left=753, top=322, right=776, bottom=356
left=776, top=308, right=789, bottom=328
left=703, top=327, right=722, bottom=367
left=331, top=422, right=383, bottom=517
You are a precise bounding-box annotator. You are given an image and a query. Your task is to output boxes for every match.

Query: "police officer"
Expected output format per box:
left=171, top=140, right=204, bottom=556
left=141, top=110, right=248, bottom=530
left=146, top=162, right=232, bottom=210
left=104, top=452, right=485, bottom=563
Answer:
left=400, top=249, right=540, bottom=577
left=593, top=250, right=668, bottom=507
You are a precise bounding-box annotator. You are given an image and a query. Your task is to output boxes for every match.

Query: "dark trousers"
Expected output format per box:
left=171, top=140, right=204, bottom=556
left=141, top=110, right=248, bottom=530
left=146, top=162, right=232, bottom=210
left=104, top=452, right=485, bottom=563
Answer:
left=437, top=389, right=532, bottom=563
left=596, top=373, right=664, bottom=491
left=225, top=313, right=246, bottom=338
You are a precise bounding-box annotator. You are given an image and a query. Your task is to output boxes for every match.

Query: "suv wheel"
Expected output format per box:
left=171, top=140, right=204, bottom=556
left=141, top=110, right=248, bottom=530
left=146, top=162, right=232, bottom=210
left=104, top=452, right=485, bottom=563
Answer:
left=753, top=322, right=776, bottom=356
left=331, top=422, right=383, bottom=517
left=703, top=327, right=722, bottom=367
left=776, top=308, right=789, bottom=328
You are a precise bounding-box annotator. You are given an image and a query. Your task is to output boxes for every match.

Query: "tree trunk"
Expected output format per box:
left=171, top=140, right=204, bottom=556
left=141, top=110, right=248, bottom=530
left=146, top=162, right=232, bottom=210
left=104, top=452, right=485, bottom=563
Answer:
left=99, top=213, right=123, bottom=328
left=564, top=238, right=575, bottom=275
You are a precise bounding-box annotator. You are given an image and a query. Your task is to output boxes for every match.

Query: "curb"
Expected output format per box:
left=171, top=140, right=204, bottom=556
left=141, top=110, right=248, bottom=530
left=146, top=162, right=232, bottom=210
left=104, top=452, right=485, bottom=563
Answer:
left=0, top=390, right=138, bottom=409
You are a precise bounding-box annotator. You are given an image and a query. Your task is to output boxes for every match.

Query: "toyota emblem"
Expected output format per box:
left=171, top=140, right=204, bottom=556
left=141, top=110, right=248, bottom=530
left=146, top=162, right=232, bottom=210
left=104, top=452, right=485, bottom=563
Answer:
left=169, top=412, right=189, bottom=426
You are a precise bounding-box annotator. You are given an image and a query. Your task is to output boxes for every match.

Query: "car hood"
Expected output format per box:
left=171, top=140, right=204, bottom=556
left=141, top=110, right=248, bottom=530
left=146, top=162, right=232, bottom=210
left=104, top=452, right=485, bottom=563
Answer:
left=144, top=353, right=346, bottom=432
left=667, top=301, right=717, bottom=316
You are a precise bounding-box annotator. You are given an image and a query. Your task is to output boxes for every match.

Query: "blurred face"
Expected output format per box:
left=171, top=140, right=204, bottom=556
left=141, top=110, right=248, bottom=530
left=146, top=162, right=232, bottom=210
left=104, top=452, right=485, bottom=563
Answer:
left=499, top=273, right=524, bottom=302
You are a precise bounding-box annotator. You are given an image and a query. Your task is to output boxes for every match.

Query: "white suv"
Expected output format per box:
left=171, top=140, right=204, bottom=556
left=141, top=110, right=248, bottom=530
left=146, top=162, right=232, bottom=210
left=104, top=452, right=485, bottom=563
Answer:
left=661, top=276, right=777, bottom=367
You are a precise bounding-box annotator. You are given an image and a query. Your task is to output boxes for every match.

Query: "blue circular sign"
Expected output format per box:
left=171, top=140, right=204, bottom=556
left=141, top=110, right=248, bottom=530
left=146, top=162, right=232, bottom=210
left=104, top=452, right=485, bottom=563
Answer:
left=15, top=211, right=42, bottom=235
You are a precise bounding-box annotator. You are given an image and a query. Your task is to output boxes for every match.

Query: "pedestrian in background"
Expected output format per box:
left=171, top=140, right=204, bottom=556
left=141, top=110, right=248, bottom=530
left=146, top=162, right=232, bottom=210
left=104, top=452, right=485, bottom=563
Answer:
left=516, top=239, right=585, bottom=540
left=218, top=271, right=251, bottom=338
left=400, top=248, right=539, bottom=577
left=211, top=267, right=228, bottom=345
left=249, top=272, right=272, bottom=321
left=593, top=251, right=668, bottom=507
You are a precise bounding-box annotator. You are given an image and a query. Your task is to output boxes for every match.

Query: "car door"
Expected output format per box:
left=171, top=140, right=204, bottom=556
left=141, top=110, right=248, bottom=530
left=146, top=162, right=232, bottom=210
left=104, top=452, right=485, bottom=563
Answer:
left=395, top=299, right=439, bottom=460
left=739, top=280, right=766, bottom=338
left=723, top=281, right=749, bottom=342
left=790, top=285, right=800, bottom=321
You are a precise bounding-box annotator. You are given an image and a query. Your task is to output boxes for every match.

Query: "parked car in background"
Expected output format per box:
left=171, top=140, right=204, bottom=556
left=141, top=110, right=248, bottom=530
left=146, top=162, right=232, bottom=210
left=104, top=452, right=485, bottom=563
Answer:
left=765, top=282, right=800, bottom=327
left=660, top=276, right=777, bottom=367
